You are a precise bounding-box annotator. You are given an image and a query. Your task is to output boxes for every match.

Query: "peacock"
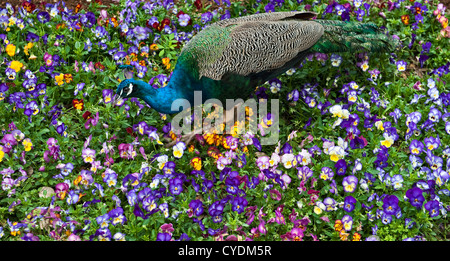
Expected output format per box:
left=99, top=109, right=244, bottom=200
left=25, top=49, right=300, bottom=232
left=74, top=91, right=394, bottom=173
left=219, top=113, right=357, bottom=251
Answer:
left=115, top=11, right=398, bottom=144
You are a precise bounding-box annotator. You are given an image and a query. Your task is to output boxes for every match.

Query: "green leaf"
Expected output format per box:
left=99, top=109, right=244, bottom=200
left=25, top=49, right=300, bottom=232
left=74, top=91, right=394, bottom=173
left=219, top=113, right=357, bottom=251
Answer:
left=75, top=41, right=82, bottom=51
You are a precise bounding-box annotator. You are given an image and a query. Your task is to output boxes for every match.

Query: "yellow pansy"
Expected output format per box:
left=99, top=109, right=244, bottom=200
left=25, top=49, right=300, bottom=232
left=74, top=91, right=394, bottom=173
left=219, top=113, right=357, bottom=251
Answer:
left=6, top=44, right=16, bottom=56
left=10, top=61, right=23, bottom=72
left=24, top=42, right=34, bottom=55
left=22, top=139, right=33, bottom=151
left=162, top=57, right=170, bottom=66
left=190, top=157, right=202, bottom=170
left=55, top=73, right=64, bottom=86
left=150, top=43, right=159, bottom=51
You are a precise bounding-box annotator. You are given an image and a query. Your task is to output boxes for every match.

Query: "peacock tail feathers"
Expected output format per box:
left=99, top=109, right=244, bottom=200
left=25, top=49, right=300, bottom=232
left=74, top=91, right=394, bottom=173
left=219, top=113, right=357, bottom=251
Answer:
left=310, top=20, right=399, bottom=54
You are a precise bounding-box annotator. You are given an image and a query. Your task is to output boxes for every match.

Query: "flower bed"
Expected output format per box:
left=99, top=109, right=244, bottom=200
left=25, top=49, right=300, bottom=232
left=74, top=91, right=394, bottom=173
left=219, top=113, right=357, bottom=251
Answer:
left=0, top=0, right=449, bottom=241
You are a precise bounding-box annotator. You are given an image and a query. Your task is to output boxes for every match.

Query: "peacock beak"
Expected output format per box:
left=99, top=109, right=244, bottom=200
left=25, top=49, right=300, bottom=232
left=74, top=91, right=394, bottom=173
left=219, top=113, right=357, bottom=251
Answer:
left=114, top=90, right=124, bottom=105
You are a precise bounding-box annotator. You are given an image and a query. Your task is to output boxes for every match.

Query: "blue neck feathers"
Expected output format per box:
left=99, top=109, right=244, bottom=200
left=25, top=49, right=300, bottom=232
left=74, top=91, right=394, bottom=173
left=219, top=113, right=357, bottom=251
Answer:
left=136, top=65, right=195, bottom=114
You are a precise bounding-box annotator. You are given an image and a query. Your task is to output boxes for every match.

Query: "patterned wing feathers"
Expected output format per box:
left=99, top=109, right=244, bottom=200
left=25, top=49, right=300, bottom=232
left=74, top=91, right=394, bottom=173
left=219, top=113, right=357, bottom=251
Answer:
left=201, top=20, right=324, bottom=80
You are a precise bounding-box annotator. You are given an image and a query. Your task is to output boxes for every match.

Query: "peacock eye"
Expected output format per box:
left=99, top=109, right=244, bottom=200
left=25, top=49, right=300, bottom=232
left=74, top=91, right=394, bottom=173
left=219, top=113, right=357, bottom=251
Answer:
left=125, top=83, right=134, bottom=96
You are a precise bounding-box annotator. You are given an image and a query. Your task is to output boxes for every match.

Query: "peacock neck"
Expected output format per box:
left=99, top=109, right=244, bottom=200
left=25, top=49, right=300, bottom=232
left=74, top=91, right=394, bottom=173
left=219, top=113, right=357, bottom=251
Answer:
left=138, top=65, right=196, bottom=114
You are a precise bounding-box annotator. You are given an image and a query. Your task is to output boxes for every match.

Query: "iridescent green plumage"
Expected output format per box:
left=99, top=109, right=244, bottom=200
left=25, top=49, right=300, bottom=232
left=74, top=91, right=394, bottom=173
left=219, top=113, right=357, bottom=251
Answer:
left=310, top=20, right=398, bottom=53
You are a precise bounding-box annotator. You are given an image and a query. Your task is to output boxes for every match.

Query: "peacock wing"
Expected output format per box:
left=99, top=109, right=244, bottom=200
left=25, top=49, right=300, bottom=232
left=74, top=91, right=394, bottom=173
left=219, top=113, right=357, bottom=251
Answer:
left=213, top=11, right=318, bottom=27
left=199, top=13, right=324, bottom=82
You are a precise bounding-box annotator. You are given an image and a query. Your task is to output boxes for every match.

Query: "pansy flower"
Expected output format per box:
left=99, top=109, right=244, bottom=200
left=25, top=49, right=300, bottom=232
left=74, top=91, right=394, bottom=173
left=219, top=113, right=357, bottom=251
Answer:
left=5, top=67, right=16, bottom=80
left=330, top=53, right=342, bottom=67
left=391, top=174, right=404, bottom=190
left=328, top=145, right=346, bottom=162
left=0, top=83, right=8, bottom=101
left=428, top=107, right=442, bottom=123
left=297, top=166, right=313, bottom=181
left=329, top=104, right=350, bottom=119
left=323, top=197, right=337, bottom=212
left=334, top=219, right=343, bottom=232
left=96, top=214, right=110, bottom=228
left=7, top=220, right=27, bottom=237
left=305, top=96, right=317, bottom=108
left=23, top=101, right=39, bottom=122
left=287, top=89, right=300, bottom=102
left=314, top=201, right=326, bottom=215
left=225, top=176, right=240, bottom=195
left=178, top=13, right=191, bottom=27
left=173, top=141, right=186, bottom=158
left=85, top=112, right=99, bottom=130
left=320, top=167, right=334, bottom=181
left=225, top=136, right=239, bottom=150
left=424, top=200, right=440, bottom=217
left=382, top=195, right=400, bottom=216
left=381, top=212, right=392, bottom=225
left=406, top=187, right=425, bottom=209
left=67, top=190, right=80, bottom=205
left=190, top=157, right=202, bottom=171
left=217, top=156, right=232, bottom=170
left=427, top=87, right=439, bottom=100
left=189, top=200, right=204, bottom=217
left=23, top=78, right=37, bottom=92
left=2, top=177, right=15, bottom=191
left=347, top=90, right=358, bottom=104
left=335, top=159, right=347, bottom=176
left=142, top=195, right=158, bottom=213
left=82, top=148, right=96, bottom=163
left=409, top=154, right=423, bottom=169
left=281, top=153, right=296, bottom=169
left=298, top=149, right=312, bottom=165
left=231, top=196, right=248, bottom=214
left=154, top=155, right=168, bottom=170
left=342, top=175, right=358, bottom=193
left=102, top=89, right=114, bottom=104
left=434, top=168, right=449, bottom=187
left=109, top=208, right=127, bottom=225
left=401, top=14, right=410, bottom=25
left=9, top=61, right=23, bottom=73
left=256, top=156, right=270, bottom=171
left=209, top=201, right=224, bottom=223
left=412, top=1, right=428, bottom=15
left=159, top=203, right=170, bottom=218
left=22, top=138, right=33, bottom=152
left=54, top=73, right=64, bottom=86
left=343, top=196, right=357, bottom=212
left=424, top=135, right=440, bottom=151
left=37, top=11, right=50, bottom=23
left=342, top=215, right=353, bottom=231
left=380, top=132, right=395, bottom=148
left=72, top=99, right=84, bottom=110
left=1, top=134, right=17, bottom=151
left=269, top=78, right=282, bottom=93
left=396, top=60, right=407, bottom=71
left=168, top=177, right=183, bottom=195
left=103, top=169, right=117, bottom=187
left=60, top=163, right=74, bottom=177
left=5, top=43, right=16, bottom=56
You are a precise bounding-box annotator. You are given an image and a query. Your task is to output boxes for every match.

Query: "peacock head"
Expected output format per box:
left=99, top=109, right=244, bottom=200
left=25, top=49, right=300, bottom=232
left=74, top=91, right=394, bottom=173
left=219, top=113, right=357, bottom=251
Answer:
left=116, top=79, right=140, bottom=99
